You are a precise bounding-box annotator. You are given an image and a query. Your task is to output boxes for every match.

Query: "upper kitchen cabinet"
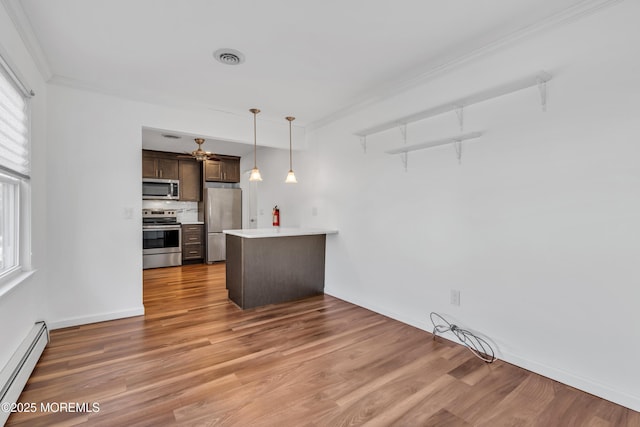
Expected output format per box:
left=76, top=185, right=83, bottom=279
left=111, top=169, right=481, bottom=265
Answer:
left=222, top=157, right=240, bottom=182
left=142, top=150, right=179, bottom=180
left=179, top=159, right=201, bottom=201
left=204, top=159, right=222, bottom=181
left=205, top=156, right=240, bottom=183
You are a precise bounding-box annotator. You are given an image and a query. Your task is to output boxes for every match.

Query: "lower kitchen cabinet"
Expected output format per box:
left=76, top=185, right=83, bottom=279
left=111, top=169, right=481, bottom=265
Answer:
left=182, top=224, right=204, bottom=262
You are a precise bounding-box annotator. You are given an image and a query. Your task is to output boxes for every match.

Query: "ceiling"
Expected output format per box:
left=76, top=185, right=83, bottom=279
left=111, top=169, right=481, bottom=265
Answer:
left=8, top=1, right=610, bottom=131
left=142, top=127, right=254, bottom=157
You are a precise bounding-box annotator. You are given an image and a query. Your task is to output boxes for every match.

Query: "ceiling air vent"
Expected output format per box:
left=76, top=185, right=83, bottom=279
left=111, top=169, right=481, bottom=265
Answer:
left=161, top=133, right=182, bottom=139
left=213, top=48, right=245, bottom=65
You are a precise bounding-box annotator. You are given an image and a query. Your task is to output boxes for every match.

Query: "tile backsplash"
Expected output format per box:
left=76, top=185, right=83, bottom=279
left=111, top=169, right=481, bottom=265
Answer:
left=142, top=200, right=200, bottom=223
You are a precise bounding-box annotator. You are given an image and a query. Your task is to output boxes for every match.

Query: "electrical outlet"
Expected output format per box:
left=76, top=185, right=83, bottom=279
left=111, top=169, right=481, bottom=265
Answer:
left=450, top=290, right=461, bottom=306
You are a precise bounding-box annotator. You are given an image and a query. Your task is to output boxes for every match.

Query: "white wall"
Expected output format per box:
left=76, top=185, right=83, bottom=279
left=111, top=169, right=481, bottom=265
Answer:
left=0, top=3, right=48, bottom=369
left=45, top=86, right=306, bottom=328
left=246, top=146, right=314, bottom=229
left=45, top=86, right=144, bottom=327
left=305, top=1, right=640, bottom=411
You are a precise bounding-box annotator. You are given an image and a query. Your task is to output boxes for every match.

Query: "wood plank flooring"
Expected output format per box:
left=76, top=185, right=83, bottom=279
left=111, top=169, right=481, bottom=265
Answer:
left=6, top=263, right=640, bottom=426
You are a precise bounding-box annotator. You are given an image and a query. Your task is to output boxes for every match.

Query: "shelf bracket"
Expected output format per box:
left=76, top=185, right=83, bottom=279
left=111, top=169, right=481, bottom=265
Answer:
left=453, top=139, right=463, bottom=164
left=400, top=152, right=408, bottom=172
left=537, top=77, right=547, bottom=112
left=455, top=107, right=464, bottom=132
left=360, top=136, right=367, bottom=153
left=398, top=124, right=407, bottom=144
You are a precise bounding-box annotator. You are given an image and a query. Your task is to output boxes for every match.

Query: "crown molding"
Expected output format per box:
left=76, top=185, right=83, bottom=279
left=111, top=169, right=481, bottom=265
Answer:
left=48, top=74, right=307, bottom=132
left=306, top=0, right=624, bottom=132
left=1, top=0, right=53, bottom=81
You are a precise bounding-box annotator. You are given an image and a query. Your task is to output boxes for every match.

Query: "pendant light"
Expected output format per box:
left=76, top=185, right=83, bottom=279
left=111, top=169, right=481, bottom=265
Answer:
left=249, top=108, right=262, bottom=182
left=285, top=116, right=297, bottom=184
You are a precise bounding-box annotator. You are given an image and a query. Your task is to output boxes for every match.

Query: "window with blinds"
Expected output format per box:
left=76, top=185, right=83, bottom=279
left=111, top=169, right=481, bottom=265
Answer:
left=0, top=56, right=31, bottom=280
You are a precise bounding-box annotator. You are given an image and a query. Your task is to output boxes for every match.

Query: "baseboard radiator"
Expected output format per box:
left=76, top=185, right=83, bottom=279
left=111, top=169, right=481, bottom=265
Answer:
left=0, top=321, right=49, bottom=425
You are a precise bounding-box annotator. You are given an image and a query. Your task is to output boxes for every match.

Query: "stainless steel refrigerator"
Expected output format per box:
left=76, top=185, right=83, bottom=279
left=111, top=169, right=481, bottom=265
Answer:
left=205, top=187, right=242, bottom=262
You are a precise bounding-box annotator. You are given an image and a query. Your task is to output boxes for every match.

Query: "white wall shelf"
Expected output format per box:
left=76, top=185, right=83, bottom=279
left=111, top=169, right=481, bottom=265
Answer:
left=355, top=71, right=551, bottom=141
left=385, top=131, right=483, bottom=155
left=386, top=132, right=482, bottom=170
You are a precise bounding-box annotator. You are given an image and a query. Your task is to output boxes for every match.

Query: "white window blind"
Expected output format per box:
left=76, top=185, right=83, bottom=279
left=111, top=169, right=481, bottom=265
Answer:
left=0, top=54, right=31, bottom=280
left=0, top=65, right=29, bottom=178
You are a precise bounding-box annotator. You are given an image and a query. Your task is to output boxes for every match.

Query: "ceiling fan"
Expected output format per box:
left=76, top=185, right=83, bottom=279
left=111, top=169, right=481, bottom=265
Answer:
left=179, top=138, right=219, bottom=161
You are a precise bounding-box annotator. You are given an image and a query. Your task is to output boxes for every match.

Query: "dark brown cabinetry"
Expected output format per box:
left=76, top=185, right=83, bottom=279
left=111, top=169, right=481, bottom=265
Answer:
left=142, top=150, right=179, bottom=180
left=143, top=150, right=202, bottom=201
left=205, top=156, right=240, bottom=183
left=223, top=157, right=240, bottom=182
left=179, top=159, right=201, bottom=202
left=142, top=155, right=157, bottom=178
left=226, top=233, right=327, bottom=309
left=182, top=224, right=204, bottom=262
left=204, top=159, right=222, bottom=181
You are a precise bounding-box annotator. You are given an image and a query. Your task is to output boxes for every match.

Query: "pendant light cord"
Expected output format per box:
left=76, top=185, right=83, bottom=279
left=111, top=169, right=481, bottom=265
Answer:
left=286, top=116, right=295, bottom=171
left=250, top=108, right=260, bottom=169
left=253, top=111, right=257, bottom=169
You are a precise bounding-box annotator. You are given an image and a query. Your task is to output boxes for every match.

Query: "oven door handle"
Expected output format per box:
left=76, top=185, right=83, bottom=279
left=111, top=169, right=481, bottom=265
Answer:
left=143, top=225, right=181, bottom=230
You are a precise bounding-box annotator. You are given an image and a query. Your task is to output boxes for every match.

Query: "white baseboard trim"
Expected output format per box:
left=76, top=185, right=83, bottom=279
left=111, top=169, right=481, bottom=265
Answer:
left=498, top=350, right=640, bottom=412
left=325, top=288, right=434, bottom=336
left=324, top=288, right=640, bottom=413
left=47, top=306, right=145, bottom=330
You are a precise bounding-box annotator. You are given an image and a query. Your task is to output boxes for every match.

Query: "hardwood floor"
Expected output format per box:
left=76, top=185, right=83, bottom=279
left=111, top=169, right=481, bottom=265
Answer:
left=7, top=263, right=640, bottom=426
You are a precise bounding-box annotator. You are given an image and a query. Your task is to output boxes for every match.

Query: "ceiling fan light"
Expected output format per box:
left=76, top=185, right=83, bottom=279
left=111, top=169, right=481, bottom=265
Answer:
left=191, top=138, right=213, bottom=161
left=285, top=170, right=297, bottom=184
left=249, top=167, right=263, bottom=182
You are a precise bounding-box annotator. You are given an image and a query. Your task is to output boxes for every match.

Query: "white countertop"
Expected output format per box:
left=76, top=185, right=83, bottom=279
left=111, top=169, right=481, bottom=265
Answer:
left=223, top=228, right=338, bottom=238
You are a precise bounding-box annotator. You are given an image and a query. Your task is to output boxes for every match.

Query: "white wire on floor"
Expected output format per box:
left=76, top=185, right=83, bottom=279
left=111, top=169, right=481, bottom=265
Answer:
left=430, top=312, right=496, bottom=363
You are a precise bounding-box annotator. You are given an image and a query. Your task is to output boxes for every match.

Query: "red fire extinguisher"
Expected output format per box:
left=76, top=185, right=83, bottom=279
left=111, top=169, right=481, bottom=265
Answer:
left=272, top=205, right=280, bottom=227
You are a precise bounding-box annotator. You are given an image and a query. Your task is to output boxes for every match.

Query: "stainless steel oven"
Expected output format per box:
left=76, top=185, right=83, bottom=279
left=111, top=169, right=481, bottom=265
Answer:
left=142, top=209, right=182, bottom=269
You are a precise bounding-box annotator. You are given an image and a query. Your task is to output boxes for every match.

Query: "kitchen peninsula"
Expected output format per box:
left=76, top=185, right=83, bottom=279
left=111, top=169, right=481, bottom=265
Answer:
left=224, top=228, right=338, bottom=309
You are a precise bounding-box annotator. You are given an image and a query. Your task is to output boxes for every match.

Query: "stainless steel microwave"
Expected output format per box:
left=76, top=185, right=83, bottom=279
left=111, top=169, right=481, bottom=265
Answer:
left=142, top=178, right=179, bottom=200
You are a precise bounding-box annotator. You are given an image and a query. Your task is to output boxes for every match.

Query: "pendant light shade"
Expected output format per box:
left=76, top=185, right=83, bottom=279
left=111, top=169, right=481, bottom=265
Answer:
left=285, top=170, right=297, bottom=184
left=249, top=167, right=262, bottom=181
left=285, top=116, right=297, bottom=184
left=249, top=108, right=262, bottom=182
